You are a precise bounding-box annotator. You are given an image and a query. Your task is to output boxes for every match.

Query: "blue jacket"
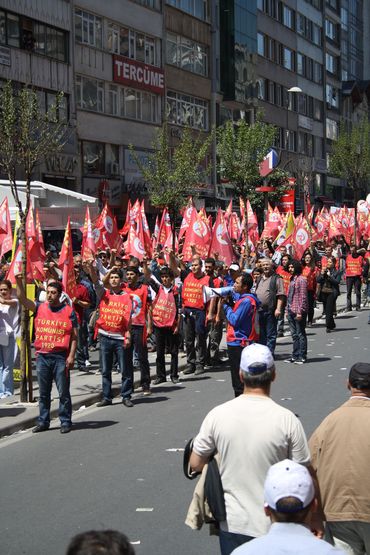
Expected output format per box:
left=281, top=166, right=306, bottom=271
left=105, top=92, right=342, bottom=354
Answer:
left=224, top=293, right=261, bottom=346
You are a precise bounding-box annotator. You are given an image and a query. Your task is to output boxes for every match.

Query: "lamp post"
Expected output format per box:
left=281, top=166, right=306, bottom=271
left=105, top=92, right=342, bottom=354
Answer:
left=285, top=86, right=302, bottom=214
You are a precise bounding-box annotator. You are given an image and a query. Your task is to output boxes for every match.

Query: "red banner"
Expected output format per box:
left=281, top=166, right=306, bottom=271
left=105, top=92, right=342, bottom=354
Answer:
left=277, top=189, right=295, bottom=214
left=113, top=55, right=165, bottom=95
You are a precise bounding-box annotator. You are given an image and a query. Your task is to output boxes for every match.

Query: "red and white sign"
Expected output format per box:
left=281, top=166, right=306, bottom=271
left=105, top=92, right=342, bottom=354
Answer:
left=113, top=55, right=165, bottom=95
left=277, top=189, right=295, bottom=214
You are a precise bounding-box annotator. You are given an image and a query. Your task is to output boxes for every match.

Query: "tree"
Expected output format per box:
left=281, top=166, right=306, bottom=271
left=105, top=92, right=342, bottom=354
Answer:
left=130, top=122, right=213, bottom=249
left=329, top=117, right=370, bottom=242
left=0, top=81, right=68, bottom=401
left=217, top=116, right=277, bottom=242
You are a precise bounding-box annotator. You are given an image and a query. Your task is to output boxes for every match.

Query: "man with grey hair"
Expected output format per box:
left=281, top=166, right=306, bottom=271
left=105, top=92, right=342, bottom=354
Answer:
left=254, top=258, right=286, bottom=357
left=189, top=343, right=319, bottom=555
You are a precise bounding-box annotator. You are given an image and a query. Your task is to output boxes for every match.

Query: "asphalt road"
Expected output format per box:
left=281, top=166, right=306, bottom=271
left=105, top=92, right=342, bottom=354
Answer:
left=1, top=309, right=369, bottom=555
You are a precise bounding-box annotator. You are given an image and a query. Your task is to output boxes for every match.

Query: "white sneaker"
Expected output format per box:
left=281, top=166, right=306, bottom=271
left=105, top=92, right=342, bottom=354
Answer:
left=85, top=360, right=92, bottom=367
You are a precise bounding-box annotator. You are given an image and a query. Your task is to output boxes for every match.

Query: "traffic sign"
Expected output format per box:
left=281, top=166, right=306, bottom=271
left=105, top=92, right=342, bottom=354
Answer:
left=259, top=148, right=279, bottom=177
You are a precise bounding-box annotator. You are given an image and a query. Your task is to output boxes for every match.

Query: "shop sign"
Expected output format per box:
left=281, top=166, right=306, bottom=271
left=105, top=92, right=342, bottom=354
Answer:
left=278, top=189, right=295, bottom=214
left=113, top=55, right=165, bottom=95
left=45, top=154, right=78, bottom=174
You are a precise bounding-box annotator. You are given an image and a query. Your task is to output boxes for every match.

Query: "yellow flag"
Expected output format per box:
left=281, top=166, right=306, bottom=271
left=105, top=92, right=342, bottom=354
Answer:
left=274, top=211, right=295, bottom=246
left=11, top=209, right=21, bottom=259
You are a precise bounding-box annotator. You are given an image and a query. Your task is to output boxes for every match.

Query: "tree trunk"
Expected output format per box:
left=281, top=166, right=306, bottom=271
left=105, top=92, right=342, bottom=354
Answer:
left=353, top=184, right=358, bottom=245
left=19, top=219, right=28, bottom=402
left=243, top=196, right=250, bottom=269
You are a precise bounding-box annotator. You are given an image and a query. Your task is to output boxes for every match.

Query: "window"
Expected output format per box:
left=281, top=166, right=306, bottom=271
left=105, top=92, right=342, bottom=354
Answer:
left=7, top=13, right=20, bottom=47
left=341, top=8, right=348, bottom=30
left=166, top=33, right=208, bottom=76
left=326, top=84, right=338, bottom=108
left=314, top=136, right=324, bottom=158
left=106, top=144, right=120, bottom=175
left=107, top=85, right=119, bottom=116
left=108, top=22, right=160, bottom=67
left=325, top=19, right=337, bottom=41
left=257, top=32, right=264, bottom=56
left=166, top=0, right=209, bottom=21
left=75, top=9, right=102, bottom=48
left=166, top=91, right=208, bottom=130
left=326, top=118, right=338, bottom=140
left=312, top=23, right=322, bottom=45
left=257, top=79, right=266, bottom=100
left=313, top=99, right=323, bottom=121
left=283, top=47, right=294, bottom=70
left=282, top=5, right=294, bottom=29
left=313, top=62, right=323, bottom=84
left=82, top=142, right=105, bottom=174
left=297, top=52, right=305, bottom=75
left=76, top=75, right=104, bottom=112
left=326, top=52, right=337, bottom=74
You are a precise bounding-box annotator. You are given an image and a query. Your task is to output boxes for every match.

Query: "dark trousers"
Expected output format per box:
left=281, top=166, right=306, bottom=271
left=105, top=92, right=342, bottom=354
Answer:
left=219, top=529, right=253, bottom=555
left=287, top=311, right=307, bottom=360
left=36, top=352, right=71, bottom=427
left=207, top=319, right=223, bottom=362
left=258, top=309, right=278, bottom=356
left=184, top=312, right=207, bottom=371
left=227, top=344, right=244, bottom=397
left=307, top=290, right=315, bottom=324
left=346, top=276, right=361, bottom=310
left=100, top=334, right=131, bottom=400
left=125, top=326, right=151, bottom=390
left=76, top=322, right=89, bottom=369
left=322, top=292, right=336, bottom=330
left=154, top=326, right=179, bottom=380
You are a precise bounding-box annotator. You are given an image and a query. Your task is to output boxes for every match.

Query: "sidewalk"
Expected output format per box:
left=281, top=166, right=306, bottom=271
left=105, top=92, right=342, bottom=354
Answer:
left=0, top=292, right=349, bottom=439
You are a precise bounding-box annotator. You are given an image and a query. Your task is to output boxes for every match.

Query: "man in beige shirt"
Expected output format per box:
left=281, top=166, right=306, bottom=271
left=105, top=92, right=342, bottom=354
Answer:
left=309, top=362, right=370, bottom=555
left=254, top=258, right=286, bottom=357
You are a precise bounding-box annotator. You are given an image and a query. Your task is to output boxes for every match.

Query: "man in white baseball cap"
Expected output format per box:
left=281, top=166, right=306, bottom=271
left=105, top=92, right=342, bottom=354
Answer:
left=231, top=459, right=344, bottom=554
left=189, top=344, right=323, bottom=555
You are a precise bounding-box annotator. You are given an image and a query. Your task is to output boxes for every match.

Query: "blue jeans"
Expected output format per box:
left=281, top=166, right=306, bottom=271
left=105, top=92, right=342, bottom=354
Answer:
left=76, top=322, right=89, bottom=369
left=99, top=334, right=132, bottom=401
left=219, top=529, right=253, bottom=555
left=258, top=309, right=278, bottom=356
left=124, top=326, right=150, bottom=390
left=287, top=311, right=307, bottom=360
left=0, top=334, right=16, bottom=397
left=36, top=352, right=72, bottom=427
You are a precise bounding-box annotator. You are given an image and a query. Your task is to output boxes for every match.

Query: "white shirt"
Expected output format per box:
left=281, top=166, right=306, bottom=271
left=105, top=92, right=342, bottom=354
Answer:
left=231, top=522, right=345, bottom=554
left=192, top=395, right=310, bottom=537
left=0, top=298, right=20, bottom=337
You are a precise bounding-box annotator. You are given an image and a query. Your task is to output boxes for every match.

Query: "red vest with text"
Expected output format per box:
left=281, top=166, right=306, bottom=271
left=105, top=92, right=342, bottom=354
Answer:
left=226, top=295, right=260, bottom=345
left=276, top=266, right=291, bottom=295
left=34, top=302, right=73, bottom=354
left=182, top=273, right=210, bottom=310
left=345, top=254, right=363, bottom=277
left=96, top=291, right=132, bottom=335
left=152, top=285, right=177, bottom=328
left=302, top=266, right=317, bottom=291
left=124, top=284, right=149, bottom=326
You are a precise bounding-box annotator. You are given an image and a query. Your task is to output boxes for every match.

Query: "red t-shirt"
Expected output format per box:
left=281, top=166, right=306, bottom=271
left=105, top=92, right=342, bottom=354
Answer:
left=73, top=283, right=91, bottom=324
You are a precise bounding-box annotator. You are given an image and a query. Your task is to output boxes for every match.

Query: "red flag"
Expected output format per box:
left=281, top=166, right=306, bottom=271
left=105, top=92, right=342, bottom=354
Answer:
left=26, top=206, right=45, bottom=281
left=140, top=200, right=152, bottom=257
left=158, top=208, right=171, bottom=247
left=35, top=209, right=45, bottom=259
left=208, top=209, right=234, bottom=266
left=119, top=199, right=132, bottom=235
left=152, top=215, right=159, bottom=252
left=182, top=210, right=210, bottom=261
left=126, top=219, right=146, bottom=261
left=290, top=216, right=311, bottom=260
left=0, top=198, right=12, bottom=258
left=178, top=202, right=196, bottom=241
left=97, top=203, right=122, bottom=251
left=228, top=212, right=241, bottom=241
left=81, top=207, right=97, bottom=261
left=58, top=217, right=77, bottom=298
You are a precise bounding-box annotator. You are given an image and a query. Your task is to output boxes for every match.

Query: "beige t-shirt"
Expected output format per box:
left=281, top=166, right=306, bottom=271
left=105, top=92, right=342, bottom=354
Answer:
left=309, top=397, right=370, bottom=523
left=193, top=395, right=310, bottom=537
left=255, top=274, right=285, bottom=309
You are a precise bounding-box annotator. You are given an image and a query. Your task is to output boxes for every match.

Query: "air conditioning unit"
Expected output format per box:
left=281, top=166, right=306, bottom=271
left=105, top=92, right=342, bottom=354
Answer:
left=109, top=162, right=120, bottom=175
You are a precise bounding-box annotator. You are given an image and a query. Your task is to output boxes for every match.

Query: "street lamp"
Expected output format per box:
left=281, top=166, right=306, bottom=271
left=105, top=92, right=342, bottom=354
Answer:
left=286, top=86, right=302, bottom=151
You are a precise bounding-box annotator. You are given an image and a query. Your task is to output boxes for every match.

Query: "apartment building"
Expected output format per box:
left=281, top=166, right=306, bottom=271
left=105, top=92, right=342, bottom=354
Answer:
left=0, top=0, right=77, bottom=190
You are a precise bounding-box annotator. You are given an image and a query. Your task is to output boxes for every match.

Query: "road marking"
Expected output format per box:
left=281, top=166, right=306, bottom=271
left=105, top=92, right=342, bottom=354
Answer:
left=166, top=448, right=185, bottom=452
left=136, top=508, right=153, bottom=512
left=281, top=397, right=292, bottom=401
left=216, top=379, right=225, bottom=382
left=131, top=541, right=141, bottom=545
left=334, top=356, right=342, bottom=358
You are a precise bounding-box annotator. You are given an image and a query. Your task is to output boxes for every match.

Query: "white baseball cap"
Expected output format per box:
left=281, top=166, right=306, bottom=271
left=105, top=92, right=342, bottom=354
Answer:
left=240, top=343, right=274, bottom=374
left=264, top=459, right=315, bottom=511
